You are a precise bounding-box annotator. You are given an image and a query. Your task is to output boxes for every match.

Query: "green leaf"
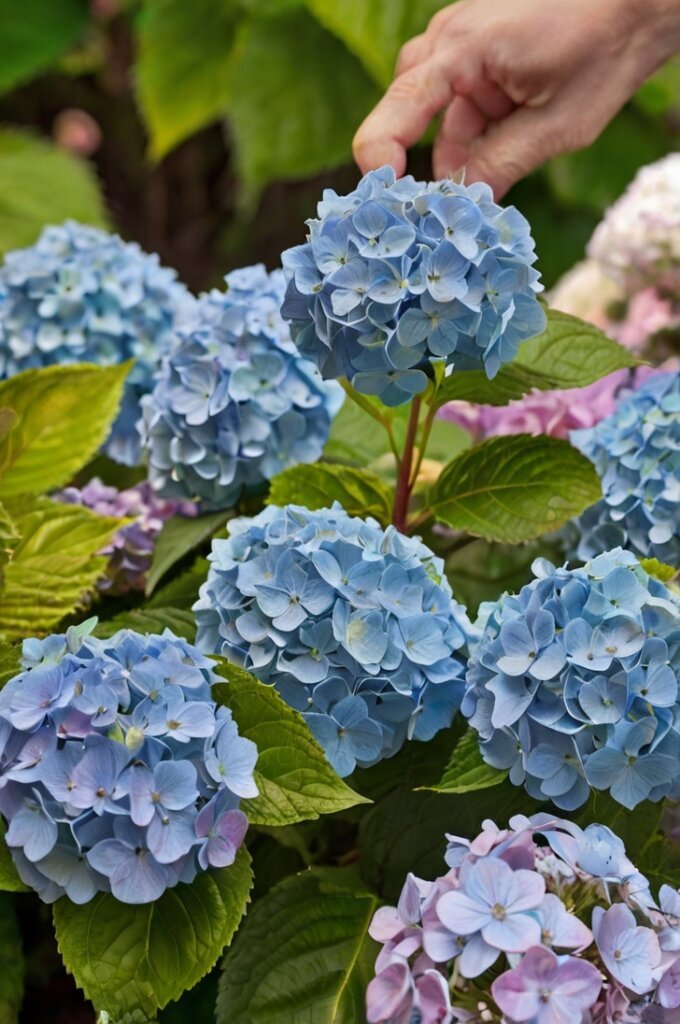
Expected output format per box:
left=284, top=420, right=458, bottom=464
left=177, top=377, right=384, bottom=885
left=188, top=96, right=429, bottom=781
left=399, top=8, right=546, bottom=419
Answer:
left=431, top=434, right=601, bottom=544
left=0, top=410, right=17, bottom=444
left=268, top=464, right=394, bottom=524
left=226, top=9, right=380, bottom=197
left=0, top=129, right=108, bottom=258
left=434, top=310, right=638, bottom=408
left=0, top=496, right=121, bottom=641
left=147, top=556, right=209, bottom=611
left=0, top=501, right=19, bottom=582
left=0, top=644, right=21, bottom=689
left=0, top=0, right=88, bottom=95
left=0, top=363, right=131, bottom=497
left=145, top=510, right=228, bottom=596
left=213, top=661, right=369, bottom=826
left=54, top=848, right=253, bottom=1022
left=217, top=867, right=378, bottom=1024
left=94, top=607, right=196, bottom=641
left=0, top=893, right=24, bottom=1022
left=0, top=821, right=28, bottom=893
left=305, top=0, right=448, bottom=87
left=135, top=0, right=241, bottom=159
left=359, top=783, right=540, bottom=901
left=351, top=723, right=463, bottom=804
left=426, top=728, right=507, bottom=794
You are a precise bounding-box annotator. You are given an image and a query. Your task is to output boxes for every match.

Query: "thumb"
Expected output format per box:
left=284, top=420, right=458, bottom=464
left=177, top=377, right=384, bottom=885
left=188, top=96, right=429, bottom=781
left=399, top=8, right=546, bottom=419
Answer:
left=463, top=106, right=562, bottom=198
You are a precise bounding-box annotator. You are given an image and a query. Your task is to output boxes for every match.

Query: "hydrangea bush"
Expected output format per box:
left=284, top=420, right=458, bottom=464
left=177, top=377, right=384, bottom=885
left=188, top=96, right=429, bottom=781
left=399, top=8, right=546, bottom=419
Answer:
left=0, top=161, right=678, bottom=1024
left=366, top=813, right=680, bottom=1024
left=0, top=221, right=194, bottom=464
left=464, top=549, right=680, bottom=810
left=194, top=503, right=473, bottom=776
left=570, top=370, right=680, bottom=564
left=0, top=624, right=256, bottom=903
left=141, top=264, right=343, bottom=508
left=281, top=167, right=546, bottom=404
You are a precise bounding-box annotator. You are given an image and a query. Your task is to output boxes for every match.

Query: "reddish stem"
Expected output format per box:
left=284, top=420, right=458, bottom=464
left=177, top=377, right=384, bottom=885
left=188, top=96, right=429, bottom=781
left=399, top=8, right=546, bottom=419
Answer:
left=392, top=398, right=421, bottom=532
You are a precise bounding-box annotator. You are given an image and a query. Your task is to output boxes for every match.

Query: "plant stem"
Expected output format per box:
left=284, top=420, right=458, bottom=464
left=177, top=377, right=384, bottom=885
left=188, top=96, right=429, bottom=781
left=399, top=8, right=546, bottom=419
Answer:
left=392, top=397, right=421, bottom=532
left=340, top=378, right=401, bottom=469
left=409, top=402, right=439, bottom=488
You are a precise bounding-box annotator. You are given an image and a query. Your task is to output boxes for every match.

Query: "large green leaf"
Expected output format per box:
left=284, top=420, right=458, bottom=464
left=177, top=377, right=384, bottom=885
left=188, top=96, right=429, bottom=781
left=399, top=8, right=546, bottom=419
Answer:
left=428, top=728, right=507, bottom=795
left=0, top=129, right=108, bottom=258
left=431, top=434, right=601, bottom=543
left=0, top=363, right=131, bottom=497
left=0, top=0, right=88, bottom=95
left=147, top=556, right=209, bottom=611
left=435, top=310, right=637, bottom=408
left=94, top=607, right=196, bottom=641
left=306, top=0, right=448, bottom=86
left=359, top=783, right=540, bottom=901
left=0, top=893, right=24, bottom=1023
left=53, top=848, right=252, bottom=1022
left=268, top=464, right=394, bottom=524
left=217, top=867, right=378, bottom=1024
left=226, top=9, right=380, bottom=195
left=0, top=501, right=19, bottom=583
left=145, top=510, right=228, bottom=596
left=0, top=645, right=21, bottom=689
left=135, top=0, right=241, bottom=159
left=214, top=662, right=369, bottom=826
left=0, top=496, right=120, bottom=641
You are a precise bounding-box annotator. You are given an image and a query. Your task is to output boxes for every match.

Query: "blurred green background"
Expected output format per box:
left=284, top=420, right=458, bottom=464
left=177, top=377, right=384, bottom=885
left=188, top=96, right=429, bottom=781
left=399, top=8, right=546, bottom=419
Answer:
left=0, top=0, right=678, bottom=295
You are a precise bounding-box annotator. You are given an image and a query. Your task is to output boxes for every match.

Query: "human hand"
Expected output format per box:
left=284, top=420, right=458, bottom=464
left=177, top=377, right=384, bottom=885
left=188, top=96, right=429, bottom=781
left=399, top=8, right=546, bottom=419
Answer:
left=353, top=0, right=680, bottom=197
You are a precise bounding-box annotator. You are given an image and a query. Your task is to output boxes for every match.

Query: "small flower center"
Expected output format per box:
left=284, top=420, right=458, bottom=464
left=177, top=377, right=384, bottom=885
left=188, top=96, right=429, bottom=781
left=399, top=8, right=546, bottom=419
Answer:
left=491, top=903, right=507, bottom=921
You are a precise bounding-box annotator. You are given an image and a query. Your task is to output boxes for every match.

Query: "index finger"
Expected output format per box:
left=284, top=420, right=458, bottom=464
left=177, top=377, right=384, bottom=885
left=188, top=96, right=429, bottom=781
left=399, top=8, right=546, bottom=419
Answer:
left=352, top=56, right=456, bottom=175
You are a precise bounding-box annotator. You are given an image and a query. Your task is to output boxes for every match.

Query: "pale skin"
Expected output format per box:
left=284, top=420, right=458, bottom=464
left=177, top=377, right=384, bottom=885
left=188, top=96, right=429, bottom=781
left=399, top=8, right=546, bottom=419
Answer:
left=353, top=0, right=680, bottom=198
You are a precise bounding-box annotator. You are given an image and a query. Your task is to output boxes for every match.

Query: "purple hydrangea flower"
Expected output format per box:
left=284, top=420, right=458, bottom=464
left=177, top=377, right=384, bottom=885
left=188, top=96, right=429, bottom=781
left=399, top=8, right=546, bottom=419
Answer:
left=491, top=946, right=602, bottom=1024
left=56, top=477, right=197, bottom=594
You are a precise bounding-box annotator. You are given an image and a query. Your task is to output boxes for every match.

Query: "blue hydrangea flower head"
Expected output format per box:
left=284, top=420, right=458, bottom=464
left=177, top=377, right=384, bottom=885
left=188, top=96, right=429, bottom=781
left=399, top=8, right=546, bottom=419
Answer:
left=570, top=370, right=680, bottom=564
left=140, top=264, right=343, bottom=509
left=281, top=167, right=545, bottom=405
left=193, top=503, right=474, bottom=776
left=463, top=548, right=680, bottom=810
left=0, top=221, right=195, bottom=464
left=0, top=623, right=257, bottom=904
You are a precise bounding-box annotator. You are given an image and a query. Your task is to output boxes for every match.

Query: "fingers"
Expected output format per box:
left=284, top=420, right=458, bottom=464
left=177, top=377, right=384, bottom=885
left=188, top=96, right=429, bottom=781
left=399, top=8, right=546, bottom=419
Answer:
left=395, top=33, right=433, bottom=77
left=433, top=96, right=487, bottom=179
left=353, top=56, right=456, bottom=175
left=464, top=106, right=560, bottom=198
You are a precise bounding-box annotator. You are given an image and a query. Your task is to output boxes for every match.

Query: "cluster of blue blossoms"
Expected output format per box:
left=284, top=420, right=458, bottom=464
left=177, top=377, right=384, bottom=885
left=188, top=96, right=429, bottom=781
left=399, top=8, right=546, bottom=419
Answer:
left=0, top=221, right=194, bottom=464
left=570, top=370, right=680, bottom=564
left=463, top=549, right=680, bottom=810
left=0, top=624, right=257, bottom=904
left=281, top=166, right=546, bottom=405
left=193, top=504, right=474, bottom=776
left=140, top=265, right=342, bottom=509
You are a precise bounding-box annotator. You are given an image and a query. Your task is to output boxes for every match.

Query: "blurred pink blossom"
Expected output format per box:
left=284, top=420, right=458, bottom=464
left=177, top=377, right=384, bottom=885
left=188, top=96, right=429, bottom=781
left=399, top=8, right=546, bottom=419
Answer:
left=53, top=109, right=102, bottom=157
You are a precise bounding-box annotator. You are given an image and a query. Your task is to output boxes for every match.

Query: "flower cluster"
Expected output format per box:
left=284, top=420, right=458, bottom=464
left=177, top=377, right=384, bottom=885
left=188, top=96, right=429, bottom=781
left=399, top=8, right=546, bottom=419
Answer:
left=587, top=153, right=680, bottom=298
left=463, top=549, right=680, bottom=810
left=193, top=503, right=473, bottom=776
left=0, top=624, right=257, bottom=904
left=56, top=477, right=197, bottom=594
left=367, top=813, right=680, bottom=1024
left=570, top=370, right=680, bottom=564
left=280, top=166, right=546, bottom=406
left=0, top=221, right=194, bottom=464
left=140, top=264, right=342, bottom=509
